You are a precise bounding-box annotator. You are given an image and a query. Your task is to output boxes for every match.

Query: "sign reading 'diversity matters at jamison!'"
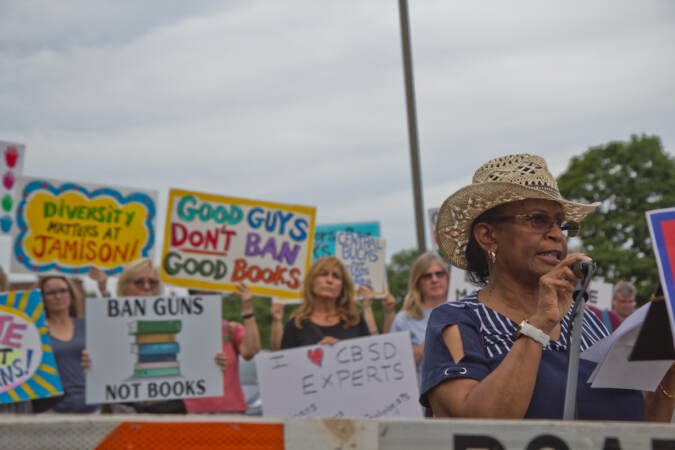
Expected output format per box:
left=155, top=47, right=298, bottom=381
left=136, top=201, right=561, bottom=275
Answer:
left=161, top=189, right=316, bottom=299
left=11, top=177, right=157, bottom=276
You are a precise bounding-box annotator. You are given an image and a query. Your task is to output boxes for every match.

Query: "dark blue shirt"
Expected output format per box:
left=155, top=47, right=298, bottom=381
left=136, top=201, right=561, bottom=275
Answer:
left=419, top=293, right=644, bottom=420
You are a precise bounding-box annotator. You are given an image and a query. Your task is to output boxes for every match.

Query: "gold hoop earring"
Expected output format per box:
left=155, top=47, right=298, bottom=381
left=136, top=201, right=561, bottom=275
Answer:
left=488, top=247, right=497, bottom=265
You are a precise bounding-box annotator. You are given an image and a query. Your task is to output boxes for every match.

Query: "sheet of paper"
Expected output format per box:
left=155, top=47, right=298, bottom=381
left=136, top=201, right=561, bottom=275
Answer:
left=581, top=303, right=674, bottom=390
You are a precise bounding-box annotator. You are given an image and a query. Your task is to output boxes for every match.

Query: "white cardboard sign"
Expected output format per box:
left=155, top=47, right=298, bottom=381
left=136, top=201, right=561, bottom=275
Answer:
left=335, top=231, right=388, bottom=295
left=85, top=295, right=223, bottom=404
left=256, top=331, right=421, bottom=418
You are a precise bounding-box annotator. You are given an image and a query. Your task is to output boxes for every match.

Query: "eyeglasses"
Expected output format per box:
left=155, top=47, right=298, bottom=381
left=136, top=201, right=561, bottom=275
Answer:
left=489, top=213, right=580, bottom=237
left=421, top=270, right=447, bottom=281
left=44, top=288, right=70, bottom=298
left=128, top=278, right=160, bottom=289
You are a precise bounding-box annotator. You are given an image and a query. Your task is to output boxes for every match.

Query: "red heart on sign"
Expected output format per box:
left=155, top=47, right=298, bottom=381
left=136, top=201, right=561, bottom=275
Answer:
left=307, top=347, right=323, bottom=367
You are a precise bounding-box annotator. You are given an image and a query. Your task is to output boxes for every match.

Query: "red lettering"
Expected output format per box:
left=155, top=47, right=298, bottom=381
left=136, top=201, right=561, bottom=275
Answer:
left=231, top=258, right=301, bottom=290
left=171, top=223, right=188, bottom=246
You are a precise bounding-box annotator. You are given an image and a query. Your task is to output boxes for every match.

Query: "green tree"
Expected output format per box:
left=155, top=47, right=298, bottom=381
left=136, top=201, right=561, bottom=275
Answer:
left=557, top=134, right=675, bottom=302
left=386, top=248, right=421, bottom=302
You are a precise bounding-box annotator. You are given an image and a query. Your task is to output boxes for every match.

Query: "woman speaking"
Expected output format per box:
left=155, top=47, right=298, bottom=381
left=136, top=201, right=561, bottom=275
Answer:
left=420, top=153, right=674, bottom=421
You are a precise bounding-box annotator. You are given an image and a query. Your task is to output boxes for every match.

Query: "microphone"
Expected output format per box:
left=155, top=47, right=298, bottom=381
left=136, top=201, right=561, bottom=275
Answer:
left=572, top=260, right=597, bottom=278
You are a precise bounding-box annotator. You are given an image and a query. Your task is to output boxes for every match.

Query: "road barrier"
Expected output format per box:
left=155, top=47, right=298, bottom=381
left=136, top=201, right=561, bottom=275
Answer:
left=1, top=415, right=674, bottom=449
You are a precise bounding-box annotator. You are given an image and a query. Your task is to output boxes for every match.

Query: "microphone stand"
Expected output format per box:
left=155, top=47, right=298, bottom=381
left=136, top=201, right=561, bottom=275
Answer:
left=562, top=272, right=594, bottom=420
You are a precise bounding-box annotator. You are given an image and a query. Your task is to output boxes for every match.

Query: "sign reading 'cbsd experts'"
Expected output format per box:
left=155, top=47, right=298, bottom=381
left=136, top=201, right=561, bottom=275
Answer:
left=11, top=177, right=157, bottom=275
left=161, top=189, right=316, bottom=299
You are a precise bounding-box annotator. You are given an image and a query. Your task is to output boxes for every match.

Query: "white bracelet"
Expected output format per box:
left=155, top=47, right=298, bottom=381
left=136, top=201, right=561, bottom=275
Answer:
left=514, top=320, right=550, bottom=348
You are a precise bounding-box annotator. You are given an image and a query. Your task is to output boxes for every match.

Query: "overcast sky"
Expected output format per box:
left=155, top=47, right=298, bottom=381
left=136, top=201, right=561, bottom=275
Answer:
left=1, top=0, right=674, bottom=278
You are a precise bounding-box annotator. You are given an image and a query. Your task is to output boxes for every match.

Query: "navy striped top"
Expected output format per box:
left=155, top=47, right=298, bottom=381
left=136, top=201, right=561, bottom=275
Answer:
left=419, top=292, right=645, bottom=420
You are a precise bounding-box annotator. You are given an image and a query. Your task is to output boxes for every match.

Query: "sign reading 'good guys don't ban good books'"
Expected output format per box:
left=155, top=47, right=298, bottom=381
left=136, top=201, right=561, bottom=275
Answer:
left=160, top=189, right=316, bottom=299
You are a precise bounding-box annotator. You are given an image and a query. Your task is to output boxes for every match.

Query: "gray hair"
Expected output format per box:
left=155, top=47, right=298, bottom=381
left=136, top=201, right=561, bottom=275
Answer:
left=612, top=280, right=636, bottom=298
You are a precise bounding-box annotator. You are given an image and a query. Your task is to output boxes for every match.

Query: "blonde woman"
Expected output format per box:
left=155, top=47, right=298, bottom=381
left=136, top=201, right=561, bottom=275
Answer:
left=281, top=256, right=370, bottom=349
left=390, top=252, right=450, bottom=373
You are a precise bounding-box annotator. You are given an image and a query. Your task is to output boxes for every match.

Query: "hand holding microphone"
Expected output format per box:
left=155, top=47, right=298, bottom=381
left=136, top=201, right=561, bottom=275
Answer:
left=572, top=260, right=598, bottom=278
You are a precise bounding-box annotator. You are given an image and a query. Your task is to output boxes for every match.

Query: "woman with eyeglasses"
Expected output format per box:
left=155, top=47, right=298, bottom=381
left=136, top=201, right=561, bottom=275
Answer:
left=36, top=275, right=99, bottom=413
left=107, top=258, right=187, bottom=414
left=389, top=252, right=449, bottom=382
left=420, top=153, right=674, bottom=421
left=281, top=256, right=371, bottom=349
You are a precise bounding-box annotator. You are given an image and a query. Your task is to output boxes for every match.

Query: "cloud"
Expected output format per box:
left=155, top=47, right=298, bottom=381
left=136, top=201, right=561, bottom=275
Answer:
left=1, top=0, right=674, bottom=264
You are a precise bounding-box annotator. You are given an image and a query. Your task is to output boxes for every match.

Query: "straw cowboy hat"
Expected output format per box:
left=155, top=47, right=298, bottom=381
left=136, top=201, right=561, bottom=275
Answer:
left=436, top=153, right=600, bottom=269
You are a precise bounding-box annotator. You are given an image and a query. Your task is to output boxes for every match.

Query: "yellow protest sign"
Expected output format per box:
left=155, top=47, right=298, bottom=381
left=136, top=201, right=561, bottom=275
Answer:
left=12, top=178, right=157, bottom=275
left=161, top=189, right=316, bottom=299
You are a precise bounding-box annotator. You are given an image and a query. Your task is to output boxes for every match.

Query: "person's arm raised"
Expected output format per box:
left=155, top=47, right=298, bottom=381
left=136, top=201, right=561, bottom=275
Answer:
left=358, top=285, right=379, bottom=334
left=236, top=283, right=261, bottom=360
left=430, top=257, right=579, bottom=418
left=269, top=301, right=284, bottom=351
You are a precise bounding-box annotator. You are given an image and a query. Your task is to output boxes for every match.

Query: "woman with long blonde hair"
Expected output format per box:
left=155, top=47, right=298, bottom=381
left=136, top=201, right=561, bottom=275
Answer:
left=281, top=256, right=370, bottom=348
left=391, top=252, right=450, bottom=371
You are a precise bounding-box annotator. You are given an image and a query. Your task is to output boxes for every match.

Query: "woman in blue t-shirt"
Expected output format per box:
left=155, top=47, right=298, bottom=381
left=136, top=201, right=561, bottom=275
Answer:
left=38, top=275, right=99, bottom=413
left=422, top=153, right=674, bottom=421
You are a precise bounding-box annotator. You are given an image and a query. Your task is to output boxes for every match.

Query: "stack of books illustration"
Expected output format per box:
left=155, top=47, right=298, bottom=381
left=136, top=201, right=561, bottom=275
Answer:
left=129, top=320, right=182, bottom=378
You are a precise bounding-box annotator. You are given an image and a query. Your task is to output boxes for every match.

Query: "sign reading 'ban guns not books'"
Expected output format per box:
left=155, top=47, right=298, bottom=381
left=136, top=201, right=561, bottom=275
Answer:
left=161, top=189, right=316, bottom=299
left=85, top=295, right=222, bottom=404
left=11, top=177, right=157, bottom=275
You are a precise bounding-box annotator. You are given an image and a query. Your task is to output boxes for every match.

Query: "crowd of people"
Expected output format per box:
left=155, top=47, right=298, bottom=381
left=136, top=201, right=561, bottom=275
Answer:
left=1, top=152, right=673, bottom=423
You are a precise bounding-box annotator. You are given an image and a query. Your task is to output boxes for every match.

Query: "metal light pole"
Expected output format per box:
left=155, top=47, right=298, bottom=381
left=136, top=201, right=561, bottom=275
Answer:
left=398, top=0, right=426, bottom=253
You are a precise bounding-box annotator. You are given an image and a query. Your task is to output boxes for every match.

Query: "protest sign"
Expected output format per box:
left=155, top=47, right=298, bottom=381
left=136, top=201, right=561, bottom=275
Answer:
left=646, top=206, right=675, bottom=347
left=85, top=295, right=223, bottom=404
left=1, top=140, right=25, bottom=235
left=11, top=177, right=157, bottom=276
left=161, top=189, right=316, bottom=299
left=312, top=222, right=380, bottom=261
left=335, top=231, right=388, bottom=295
left=256, top=331, right=421, bottom=418
left=0, top=289, right=63, bottom=405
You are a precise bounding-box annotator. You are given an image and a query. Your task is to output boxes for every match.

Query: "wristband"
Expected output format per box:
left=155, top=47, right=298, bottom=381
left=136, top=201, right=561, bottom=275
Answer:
left=514, top=320, right=550, bottom=348
left=241, top=312, right=255, bottom=320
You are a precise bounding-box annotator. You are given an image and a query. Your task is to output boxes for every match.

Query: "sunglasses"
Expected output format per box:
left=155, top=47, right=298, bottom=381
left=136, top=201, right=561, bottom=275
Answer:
left=420, top=270, right=447, bottom=281
left=489, top=213, right=580, bottom=237
left=128, top=278, right=160, bottom=289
